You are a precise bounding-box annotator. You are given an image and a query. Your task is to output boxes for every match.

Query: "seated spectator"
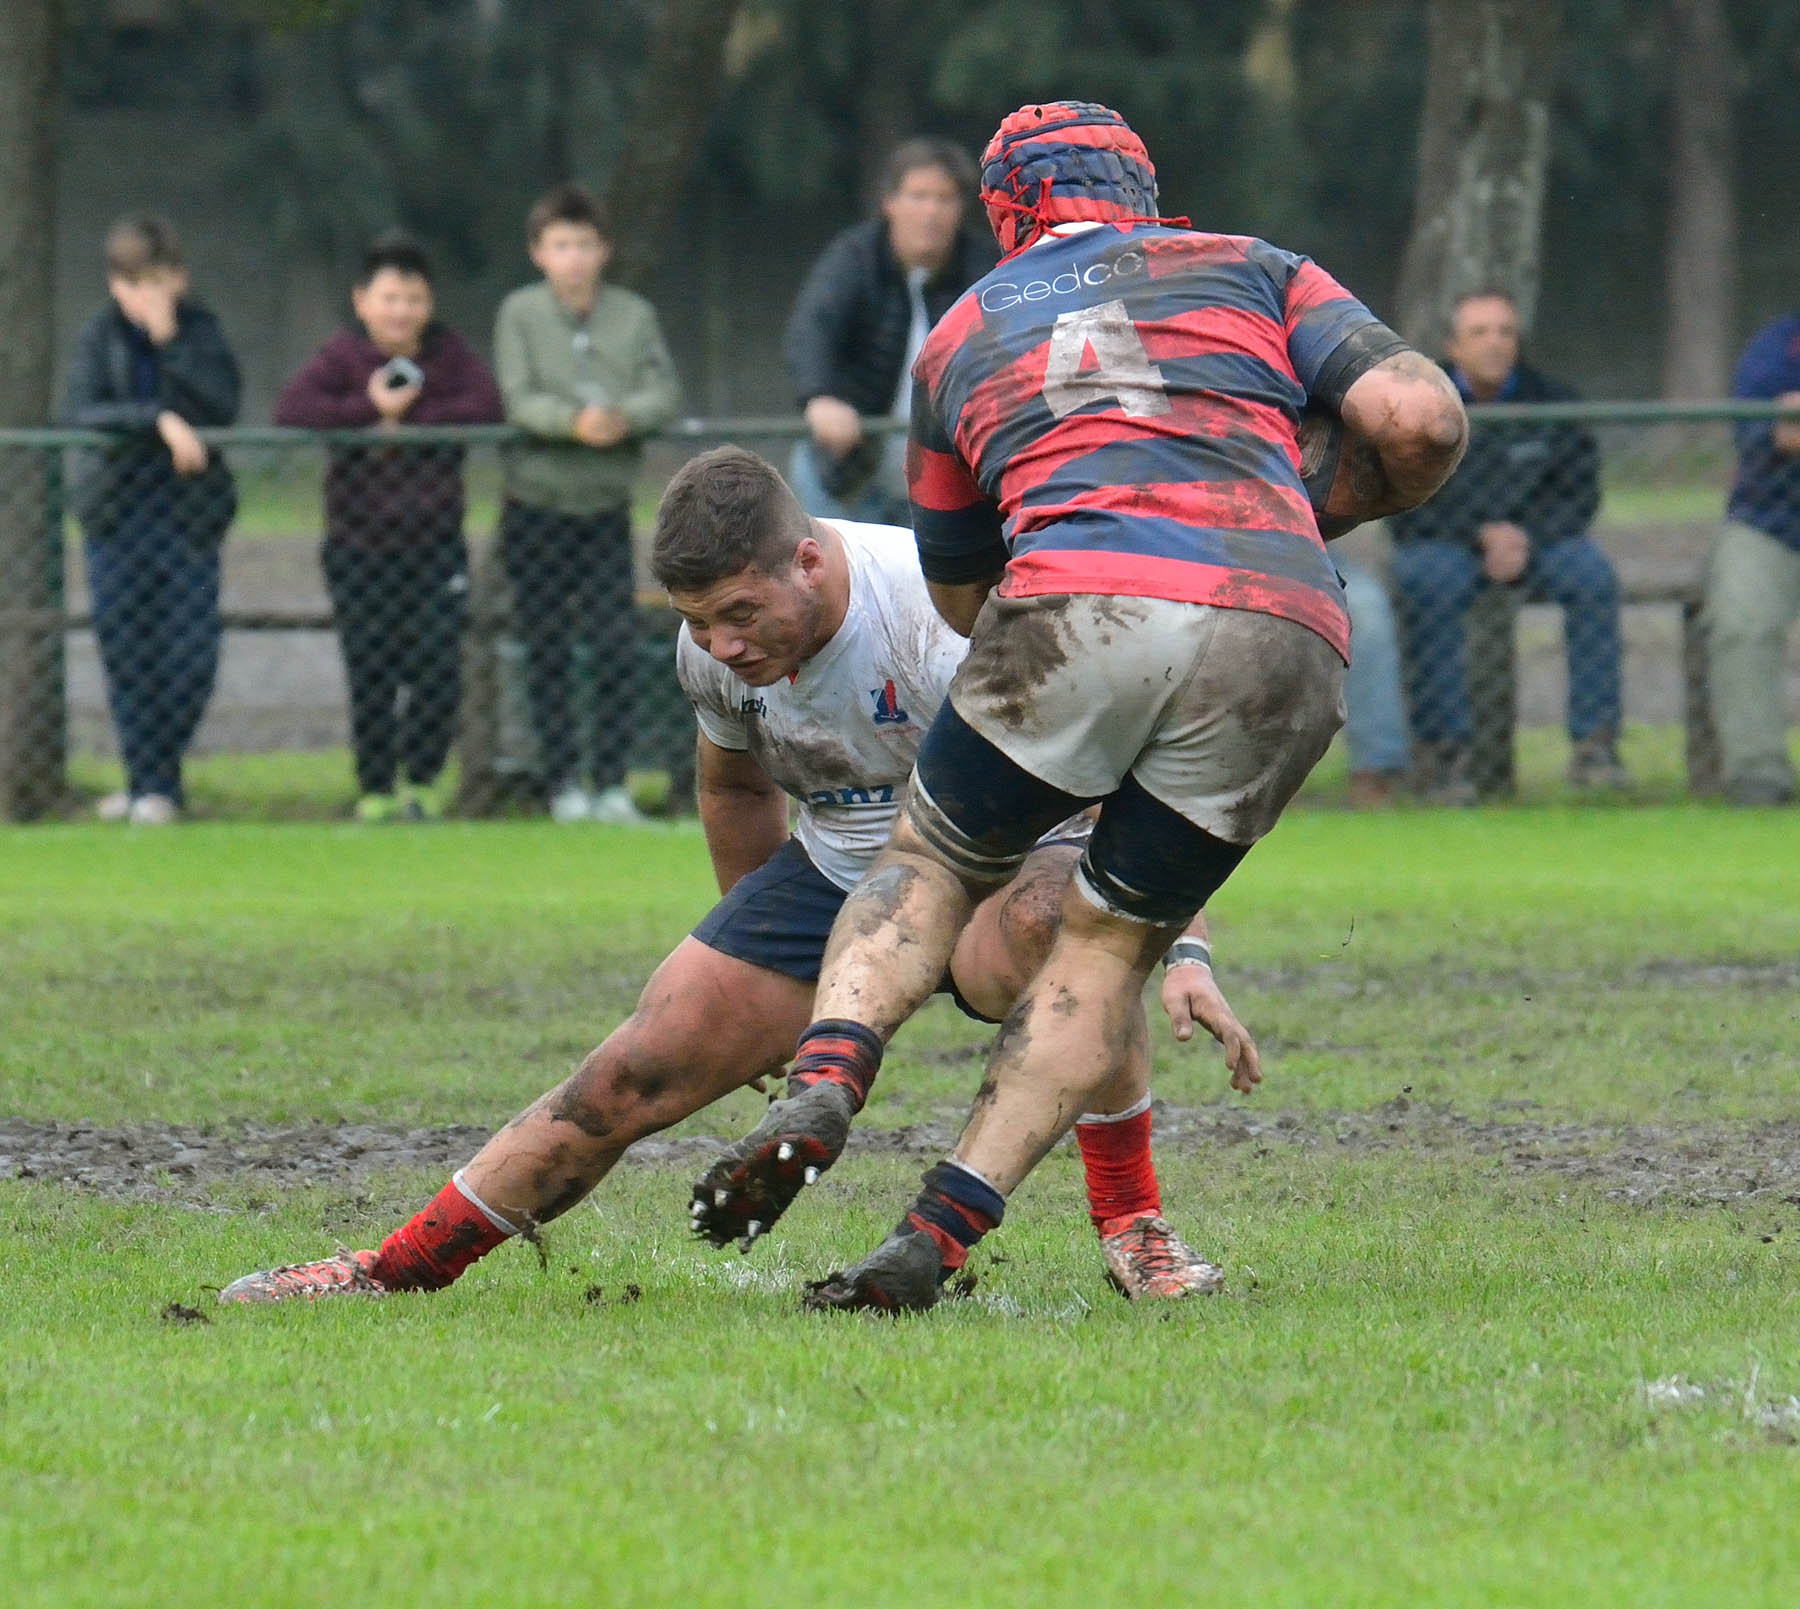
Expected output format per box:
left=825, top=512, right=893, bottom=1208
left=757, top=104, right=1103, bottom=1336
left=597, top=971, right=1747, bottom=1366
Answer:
left=1390, top=290, right=1628, bottom=802
left=1706, top=311, right=1800, bottom=806
left=62, top=214, right=239, bottom=826
left=783, top=137, right=995, bottom=525
left=494, top=184, right=681, bottom=825
left=1338, top=558, right=1410, bottom=807
left=275, top=232, right=503, bottom=822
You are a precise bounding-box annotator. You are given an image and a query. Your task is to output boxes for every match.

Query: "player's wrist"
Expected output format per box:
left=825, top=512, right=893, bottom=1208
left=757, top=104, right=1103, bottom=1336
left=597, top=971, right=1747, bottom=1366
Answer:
left=1162, top=937, right=1213, bottom=974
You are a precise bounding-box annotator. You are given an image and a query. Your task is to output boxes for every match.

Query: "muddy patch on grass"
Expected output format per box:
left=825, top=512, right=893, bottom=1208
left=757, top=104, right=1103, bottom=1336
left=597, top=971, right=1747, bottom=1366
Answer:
left=0, top=1116, right=967, bottom=1206
left=6, top=1105, right=1800, bottom=1211
left=1151, top=1099, right=1800, bottom=1208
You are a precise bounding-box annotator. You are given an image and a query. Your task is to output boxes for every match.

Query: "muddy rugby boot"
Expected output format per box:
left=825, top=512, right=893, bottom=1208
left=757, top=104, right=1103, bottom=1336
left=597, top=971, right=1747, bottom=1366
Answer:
left=1099, top=1213, right=1224, bottom=1299
left=219, top=1249, right=391, bottom=1304
left=802, top=1229, right=944, bottom=1314
left=690, top=1079, right=859, bottom=1251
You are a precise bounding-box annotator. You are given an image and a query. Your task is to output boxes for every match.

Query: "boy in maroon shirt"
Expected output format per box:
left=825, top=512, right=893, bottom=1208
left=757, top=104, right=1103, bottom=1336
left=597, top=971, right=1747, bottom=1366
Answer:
left=275, top=232, right=503, bottom=820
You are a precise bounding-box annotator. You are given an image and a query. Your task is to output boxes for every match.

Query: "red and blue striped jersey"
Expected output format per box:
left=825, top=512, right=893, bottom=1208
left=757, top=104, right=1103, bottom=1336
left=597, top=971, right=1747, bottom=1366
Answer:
left=907, top=224, right=1397, bottom=662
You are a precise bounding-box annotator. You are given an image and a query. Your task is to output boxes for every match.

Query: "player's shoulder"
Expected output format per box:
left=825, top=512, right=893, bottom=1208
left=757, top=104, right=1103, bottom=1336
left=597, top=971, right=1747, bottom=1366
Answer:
left=824, top=518, right=921, bottom=579
left=829, top=518, right=935, bottom=611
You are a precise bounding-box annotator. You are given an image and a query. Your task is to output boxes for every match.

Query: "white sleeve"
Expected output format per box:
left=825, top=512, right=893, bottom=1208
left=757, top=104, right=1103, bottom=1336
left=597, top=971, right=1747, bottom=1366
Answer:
left=675, top=629, right=749, bottom=751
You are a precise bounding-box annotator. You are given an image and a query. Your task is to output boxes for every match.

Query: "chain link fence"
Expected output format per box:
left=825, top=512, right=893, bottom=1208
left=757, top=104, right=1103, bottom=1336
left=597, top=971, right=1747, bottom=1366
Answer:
left=1, top=406, right=1795, bottom=822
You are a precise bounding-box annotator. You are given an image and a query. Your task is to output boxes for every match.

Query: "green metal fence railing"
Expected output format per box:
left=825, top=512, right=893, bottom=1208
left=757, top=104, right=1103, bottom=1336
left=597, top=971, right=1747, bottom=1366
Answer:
left=0, top=404, right=1792, bottom=821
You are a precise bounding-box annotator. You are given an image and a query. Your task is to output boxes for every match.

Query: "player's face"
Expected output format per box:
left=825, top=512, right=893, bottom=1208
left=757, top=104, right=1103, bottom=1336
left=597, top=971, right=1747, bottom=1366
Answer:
left=670, top=559, right=823, bottom=686
left=882, top=164, right=964, bottom=271
left=352, top=269, right=433, bottom=356
left=1446, top=295, right=1520, bottom=392
left=530, top=222, right=609, bottom=301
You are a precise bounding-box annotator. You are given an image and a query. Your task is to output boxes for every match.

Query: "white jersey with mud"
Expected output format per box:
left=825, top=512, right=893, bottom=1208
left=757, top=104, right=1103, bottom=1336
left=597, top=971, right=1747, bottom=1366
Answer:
left=676, top=520, right=968, bottom=892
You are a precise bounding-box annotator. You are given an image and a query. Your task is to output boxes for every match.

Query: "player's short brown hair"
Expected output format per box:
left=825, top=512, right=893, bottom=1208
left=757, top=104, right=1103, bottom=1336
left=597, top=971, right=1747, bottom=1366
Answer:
left=526, top=183, right=610, bottom=245
left=104, top=215, right=184, bottom=281
left=652, top=447, right=810, bottom=594
left=881, top=138, right=977, bottom=203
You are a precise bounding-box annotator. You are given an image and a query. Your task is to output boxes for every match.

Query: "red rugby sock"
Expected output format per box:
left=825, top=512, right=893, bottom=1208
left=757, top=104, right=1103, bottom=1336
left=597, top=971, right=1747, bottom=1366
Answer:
left=1075, top=1100, right=1161, bottom=1234
left=369, top=1173, right=514, bottom=1291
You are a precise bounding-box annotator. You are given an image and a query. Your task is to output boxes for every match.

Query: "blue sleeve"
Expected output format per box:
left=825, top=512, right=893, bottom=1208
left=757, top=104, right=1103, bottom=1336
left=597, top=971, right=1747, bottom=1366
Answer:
left=907, top=379, right=1007, bottom=586
left=1732, top=318, right=1800, bottom=455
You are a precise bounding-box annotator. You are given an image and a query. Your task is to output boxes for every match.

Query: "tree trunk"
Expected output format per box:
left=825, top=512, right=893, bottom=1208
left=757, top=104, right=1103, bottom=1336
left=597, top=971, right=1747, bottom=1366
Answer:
left=1660, top=0, right=1736, bottom=400
left=0, top=0, right=65, bottom=820
left=1395, top=0, right=1562, bottom=351
left=603, top=0, right=748, bottom=291
left=855, top=0, right=918, bottom=213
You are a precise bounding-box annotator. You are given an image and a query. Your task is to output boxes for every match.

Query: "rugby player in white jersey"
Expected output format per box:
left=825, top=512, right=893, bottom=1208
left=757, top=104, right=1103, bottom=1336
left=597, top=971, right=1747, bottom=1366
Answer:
left=220, top=447, right=1254, bottom=1306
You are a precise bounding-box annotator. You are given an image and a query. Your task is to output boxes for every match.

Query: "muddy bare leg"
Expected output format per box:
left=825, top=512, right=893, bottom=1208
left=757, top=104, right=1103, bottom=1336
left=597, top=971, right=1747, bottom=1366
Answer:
left=690, top=815, right=994, bottom=1249
left=956, top=885, right=1176, bottom=1195
left=461, top=940, right=812, bottom=1229
left=811, top=816, right=983, bottom=1035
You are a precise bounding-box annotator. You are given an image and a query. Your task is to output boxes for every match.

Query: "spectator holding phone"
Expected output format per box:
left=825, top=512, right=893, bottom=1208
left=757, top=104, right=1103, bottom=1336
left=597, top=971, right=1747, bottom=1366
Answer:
left=62, top=214, right=240, bottom=825
left=275, top=231, right=503, bottom=821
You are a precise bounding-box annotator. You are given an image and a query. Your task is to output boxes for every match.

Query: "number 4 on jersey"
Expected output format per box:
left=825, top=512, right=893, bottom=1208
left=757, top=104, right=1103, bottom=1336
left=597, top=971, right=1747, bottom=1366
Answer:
left=1042, top=299, right=1172, bottom=420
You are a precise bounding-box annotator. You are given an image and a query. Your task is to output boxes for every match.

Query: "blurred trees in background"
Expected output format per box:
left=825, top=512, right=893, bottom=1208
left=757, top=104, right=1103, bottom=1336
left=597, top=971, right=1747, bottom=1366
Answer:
left=35, top=0, right=1800, bottom=401
left=1394, top=0, right=1562, bottom=353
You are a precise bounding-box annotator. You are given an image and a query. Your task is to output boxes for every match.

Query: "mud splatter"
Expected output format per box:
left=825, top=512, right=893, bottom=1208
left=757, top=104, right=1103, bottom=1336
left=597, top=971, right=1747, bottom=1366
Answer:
left=160, top=1301, right=209, bottom=1326
left=548, top=1072, right=618, bottom=1142
left=845, top=862, right=917, bottom=939
left=755, top=729, right=886, bottom=795
left=953, top=594, right=1071, bottom=731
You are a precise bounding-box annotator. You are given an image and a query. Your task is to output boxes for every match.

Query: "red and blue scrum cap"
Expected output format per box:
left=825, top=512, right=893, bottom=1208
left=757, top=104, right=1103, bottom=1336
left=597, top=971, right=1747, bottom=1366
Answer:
left=978, top=101, right=1160, bottom=256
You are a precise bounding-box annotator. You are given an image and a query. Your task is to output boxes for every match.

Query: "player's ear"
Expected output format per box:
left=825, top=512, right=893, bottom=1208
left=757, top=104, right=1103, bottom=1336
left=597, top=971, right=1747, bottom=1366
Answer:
left=791, top=535, right=825, bottom=583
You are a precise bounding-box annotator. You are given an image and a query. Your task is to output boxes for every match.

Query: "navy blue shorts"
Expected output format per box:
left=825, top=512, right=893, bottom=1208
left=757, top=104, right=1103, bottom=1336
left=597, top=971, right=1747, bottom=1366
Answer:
left=691, top=837, right=844, bottom=983
left=691, top=836, right=1002, bottom=1022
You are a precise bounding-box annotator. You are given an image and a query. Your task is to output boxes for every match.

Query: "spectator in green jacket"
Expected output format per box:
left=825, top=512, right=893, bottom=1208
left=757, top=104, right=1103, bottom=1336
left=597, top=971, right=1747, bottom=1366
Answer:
left=494, top=184, right=681, bottom=824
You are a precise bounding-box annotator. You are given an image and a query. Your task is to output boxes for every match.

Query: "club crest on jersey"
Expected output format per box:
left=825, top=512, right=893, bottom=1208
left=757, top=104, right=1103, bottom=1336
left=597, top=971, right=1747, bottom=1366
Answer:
left=870, top=679, right=909, bottom=726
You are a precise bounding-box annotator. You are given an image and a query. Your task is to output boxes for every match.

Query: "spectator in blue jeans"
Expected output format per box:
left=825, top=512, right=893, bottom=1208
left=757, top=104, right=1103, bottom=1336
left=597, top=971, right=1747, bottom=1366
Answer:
left=1389, top=291, right=1628, bottom=802
left=62, top=215, right=239, bottom=825
left=1338, top=559, right=1410, bottom=806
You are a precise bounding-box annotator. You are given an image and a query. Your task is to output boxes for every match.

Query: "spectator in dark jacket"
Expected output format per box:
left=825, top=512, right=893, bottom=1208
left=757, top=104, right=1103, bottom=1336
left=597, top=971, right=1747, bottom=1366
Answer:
left=62, top=215, right=240, bottom=825
left=1705, top=311, right=1800, bottom=806
left=1390, top=290, right=1628, bottom=800
left=783, top=138, right=996, bottom=524
left=275, top=232, right=504, bottom=822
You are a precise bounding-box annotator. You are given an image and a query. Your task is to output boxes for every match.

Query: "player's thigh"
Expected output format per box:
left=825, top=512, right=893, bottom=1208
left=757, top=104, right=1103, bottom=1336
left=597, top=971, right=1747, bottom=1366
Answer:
left=620, top=937, right=813, bottom=1103
left=949, top=840, right=1084, bottom=1019
left=629, top=834, right=848, bottom=1095
left=906, top=697, right=1096, bottom=889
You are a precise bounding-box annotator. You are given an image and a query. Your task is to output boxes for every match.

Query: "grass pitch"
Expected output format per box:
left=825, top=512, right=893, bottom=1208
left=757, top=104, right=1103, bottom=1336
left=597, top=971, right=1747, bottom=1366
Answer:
left=3, top=805, right=1798, bottom=1607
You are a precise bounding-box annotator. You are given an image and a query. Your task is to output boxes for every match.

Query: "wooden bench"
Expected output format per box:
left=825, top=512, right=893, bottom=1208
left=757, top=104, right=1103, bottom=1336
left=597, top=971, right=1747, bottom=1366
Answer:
left=1464, top=577, right=1719, bottom=797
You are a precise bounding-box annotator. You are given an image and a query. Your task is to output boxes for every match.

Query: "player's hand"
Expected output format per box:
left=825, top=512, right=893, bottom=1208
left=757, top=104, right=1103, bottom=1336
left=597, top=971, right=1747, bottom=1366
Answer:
left=1772, top=391, right=1800, bottom=456
left=804, top=395, right=864, bottom=457
left=368, top=370, right=422, bottom=421
left=1161, top=963, right=1261, bottom=1094
left=156, top=411, right=208, bottom=476
left=1478, top=520, right=1531, bottom=584
left=573, top=404, right=630, bottom=448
